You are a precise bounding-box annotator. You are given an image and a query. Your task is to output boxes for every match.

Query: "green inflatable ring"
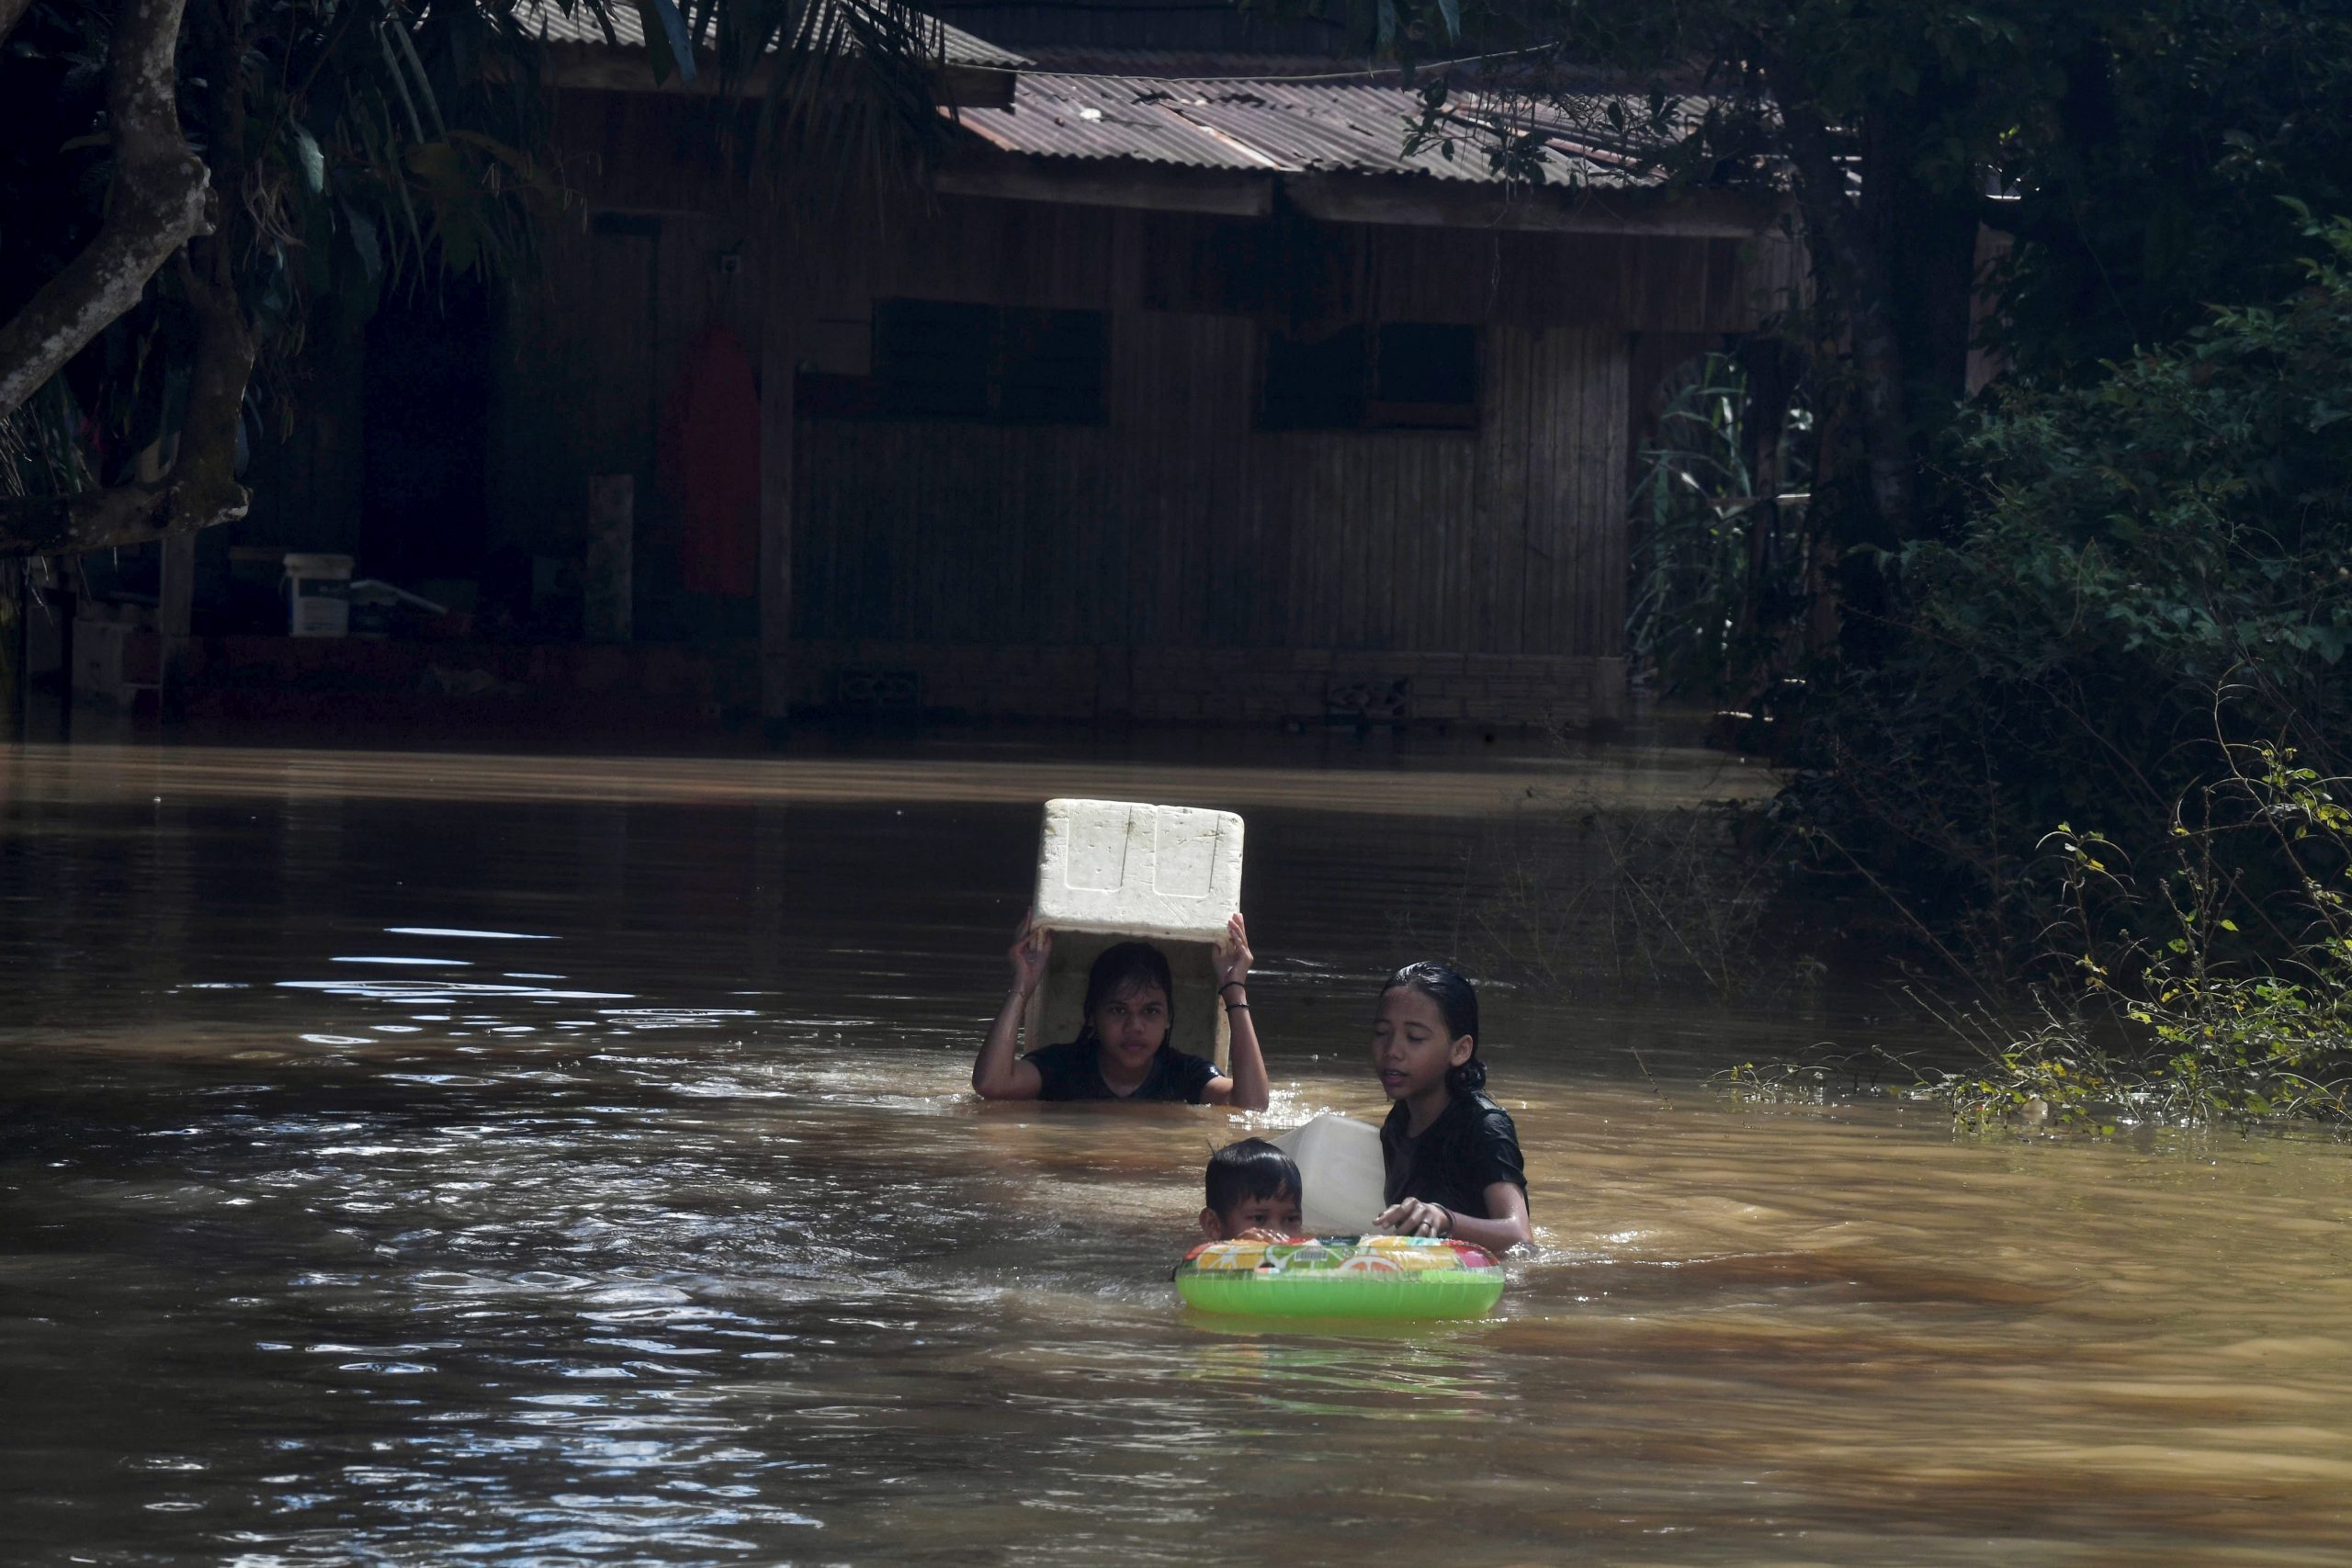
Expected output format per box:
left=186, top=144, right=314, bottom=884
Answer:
left=1174, top=1235, right=1506, bottom=1319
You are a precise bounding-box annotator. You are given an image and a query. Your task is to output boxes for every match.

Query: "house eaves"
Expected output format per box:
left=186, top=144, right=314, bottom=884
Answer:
left=942, top=71, right=1785, bottom=236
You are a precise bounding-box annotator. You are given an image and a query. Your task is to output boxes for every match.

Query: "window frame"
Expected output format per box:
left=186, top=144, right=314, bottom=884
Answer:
left=1254, top=320, right=1481, bottom=434
left=856, top=298, right=1112, bottom=428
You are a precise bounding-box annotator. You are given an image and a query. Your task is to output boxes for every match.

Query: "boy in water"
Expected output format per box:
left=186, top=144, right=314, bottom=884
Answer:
left=1199, top=1137, right=1306, bottom=1242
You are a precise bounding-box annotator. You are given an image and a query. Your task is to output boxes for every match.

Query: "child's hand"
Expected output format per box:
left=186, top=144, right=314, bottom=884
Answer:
left=1215, top=911, right=1252, bottom=987
left=1376, top=1198, right=1453, bottom=1238
left=1008, top=910, right=1053, bottom=996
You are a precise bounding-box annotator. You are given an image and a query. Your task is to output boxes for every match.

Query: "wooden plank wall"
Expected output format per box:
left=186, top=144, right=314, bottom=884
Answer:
left=495, top=102, right=1778, bottom=665
left=774, top=187, right=1738, bottom=659
left=794, top=316, right=1627, bottom=656
left=492, top=206, right=763, bottom=633
left=791, top=190, right=1792, bottom=335
left=1141, top=209, right=1791, bottom=337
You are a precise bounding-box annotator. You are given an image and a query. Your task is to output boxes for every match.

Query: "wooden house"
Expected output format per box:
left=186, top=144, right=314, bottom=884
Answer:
left=217, top=6, right=1800, bottom=733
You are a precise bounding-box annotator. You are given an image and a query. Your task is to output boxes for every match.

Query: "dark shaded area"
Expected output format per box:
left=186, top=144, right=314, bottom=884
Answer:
left=1260, top=322, right=1478, bottom=431
left=360, top=278, right=493, bottom=586
left=869, top=299, right=1109, bottom=425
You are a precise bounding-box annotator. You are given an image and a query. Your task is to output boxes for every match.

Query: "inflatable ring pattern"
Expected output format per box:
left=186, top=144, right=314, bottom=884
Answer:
left=1175, top=1235, right=1505, bottom=1319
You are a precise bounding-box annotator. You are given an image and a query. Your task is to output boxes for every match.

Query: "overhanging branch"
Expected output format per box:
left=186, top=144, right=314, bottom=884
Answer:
left=0, top=0, right=213, bottom=421
left=0, top=208, right=258, bottom=558
left=0, top=475, right=248, bottom=558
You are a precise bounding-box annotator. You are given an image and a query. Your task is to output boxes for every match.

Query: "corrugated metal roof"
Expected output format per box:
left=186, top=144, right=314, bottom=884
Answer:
left=959, top=74, right=1266, bottom=168
left=1009, top=47, right=1384, bottom=79
left=957, top=73, right=1669, bottom=186
left=524, top=0, right=1029, bottom=70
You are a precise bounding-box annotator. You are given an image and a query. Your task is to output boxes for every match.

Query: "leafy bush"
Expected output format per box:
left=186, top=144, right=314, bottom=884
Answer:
left=1782, top=213, right=2352, bottom=966
left=1923, top=747, right=2352, bottom=1131
left=1625, top=352, right=1813, bottom=699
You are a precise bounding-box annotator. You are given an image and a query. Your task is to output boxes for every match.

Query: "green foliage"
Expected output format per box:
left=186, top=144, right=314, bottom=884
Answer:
left=1304, top=0, right=2352, bottom=376
left=1782, top=218, right=2352, bottom=959
left=1624, top=352, right=1812, bottom=697
left=1923, top=747, right=2352, bottom=1132
left=0, top=0, right=952, bottom=515
left=1991, top=6, right=2352, bottom=380
left=1915, top=215, right=2352, bottom=704
left=0, top=0, right=557, bottom=494
left=0, top=380, right=96, bottom=502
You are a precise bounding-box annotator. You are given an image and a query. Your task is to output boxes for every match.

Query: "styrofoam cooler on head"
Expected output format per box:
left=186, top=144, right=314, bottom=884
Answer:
left=1028, top=798, right=1245, bottom=1069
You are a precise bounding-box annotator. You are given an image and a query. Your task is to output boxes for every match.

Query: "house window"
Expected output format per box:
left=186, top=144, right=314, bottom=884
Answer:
left=1260, top=325, right=1368, bottom=430
left=1258, top=322, right=1478, bottom=432
left=869, top=299, right=1107, bottom=424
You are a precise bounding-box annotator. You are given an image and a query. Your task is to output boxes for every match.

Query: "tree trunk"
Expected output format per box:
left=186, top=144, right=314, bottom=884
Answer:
left=0, top=256, right=253, bottom=558
left=0, top=0, right=213, bottom=423
left=0, top=559, right=21, bottom=734
left=0, top=0, right=36, bottom=50
left=0, top=0, right=259, bottom=559
left=1860, top=70, right=1984, bottom=481
left=1758, top=44, right=1914, bottom=542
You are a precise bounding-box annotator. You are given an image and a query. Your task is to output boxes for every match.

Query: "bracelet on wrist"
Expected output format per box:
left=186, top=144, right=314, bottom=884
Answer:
left=1225, top=1001, right=1250, bottom=1012
left=1218, top=980, right=1248, bottom=997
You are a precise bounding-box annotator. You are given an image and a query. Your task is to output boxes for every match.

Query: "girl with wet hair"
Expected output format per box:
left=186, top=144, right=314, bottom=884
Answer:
left=1369, top=960, right=1532, bottom=1253
left=971, top=911, right=1269, bottom=1108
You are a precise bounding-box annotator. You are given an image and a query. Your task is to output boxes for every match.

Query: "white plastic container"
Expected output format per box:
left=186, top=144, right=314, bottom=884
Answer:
left=1269, top=1113, right=1387, bottom=1235
left=283, top=552, right=353, bottom=637
left=1026, top=798, right=1245, bottom=1069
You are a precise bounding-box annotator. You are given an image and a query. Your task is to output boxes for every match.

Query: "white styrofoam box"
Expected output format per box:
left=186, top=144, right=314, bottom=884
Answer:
left=1270, top=1113, right=1386, bottom=1235
left=285, top=552, right=353, bottom=638
left=1034, top=798, right=1244, bottom=940
left=1024, top=798, right=1247, bottom=1071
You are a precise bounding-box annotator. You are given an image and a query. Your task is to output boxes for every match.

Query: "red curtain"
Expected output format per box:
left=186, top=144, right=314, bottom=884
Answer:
left=659, top=326, right=761, bottom=599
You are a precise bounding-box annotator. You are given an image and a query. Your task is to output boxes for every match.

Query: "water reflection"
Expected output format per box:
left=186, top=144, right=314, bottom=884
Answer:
left=3, top=740, right=2352, bottom=1564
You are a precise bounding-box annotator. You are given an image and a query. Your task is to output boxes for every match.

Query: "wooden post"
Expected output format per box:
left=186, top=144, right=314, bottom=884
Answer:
left=0, top=559, right=21, bottom=736
left=757, top=236, right=797, bottom=736
left=584, top=473, right=634, bottom=643
left=158, top=529, right=195, bottom=718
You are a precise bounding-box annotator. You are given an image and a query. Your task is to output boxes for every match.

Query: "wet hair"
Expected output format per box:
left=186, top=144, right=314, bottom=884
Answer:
left=1381, top=960, right=1487, bottom=1094
left=1075, top=941, right=1175, bottom=1048
left=1204, top=1137, right=1301, bottom=1217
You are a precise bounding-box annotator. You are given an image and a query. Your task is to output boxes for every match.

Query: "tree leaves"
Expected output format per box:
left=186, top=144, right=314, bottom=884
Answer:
left=291, top=123, right=325, bottom=194
left=633, top=0, right=696, bottom=84
left=1800, top=218, right=2352, bottom=966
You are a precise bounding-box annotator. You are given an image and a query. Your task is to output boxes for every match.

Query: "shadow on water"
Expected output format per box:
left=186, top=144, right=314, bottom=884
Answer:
left=4, top=739, right=2352, bottom=1564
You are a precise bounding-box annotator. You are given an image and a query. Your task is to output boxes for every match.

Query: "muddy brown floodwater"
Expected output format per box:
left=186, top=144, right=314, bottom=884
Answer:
left=5, top=735, right=2352, bottom=1566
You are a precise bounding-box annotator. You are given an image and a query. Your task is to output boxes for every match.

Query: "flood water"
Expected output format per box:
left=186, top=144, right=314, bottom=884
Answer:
left=6, top=735, right=2352, bottom=1566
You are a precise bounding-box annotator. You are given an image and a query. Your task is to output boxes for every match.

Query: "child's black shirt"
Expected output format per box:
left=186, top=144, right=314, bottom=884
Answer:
left=1380, top=1090, right=1529, bottom=1218
left=1022, top=1040, right=1221, bottom=1103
